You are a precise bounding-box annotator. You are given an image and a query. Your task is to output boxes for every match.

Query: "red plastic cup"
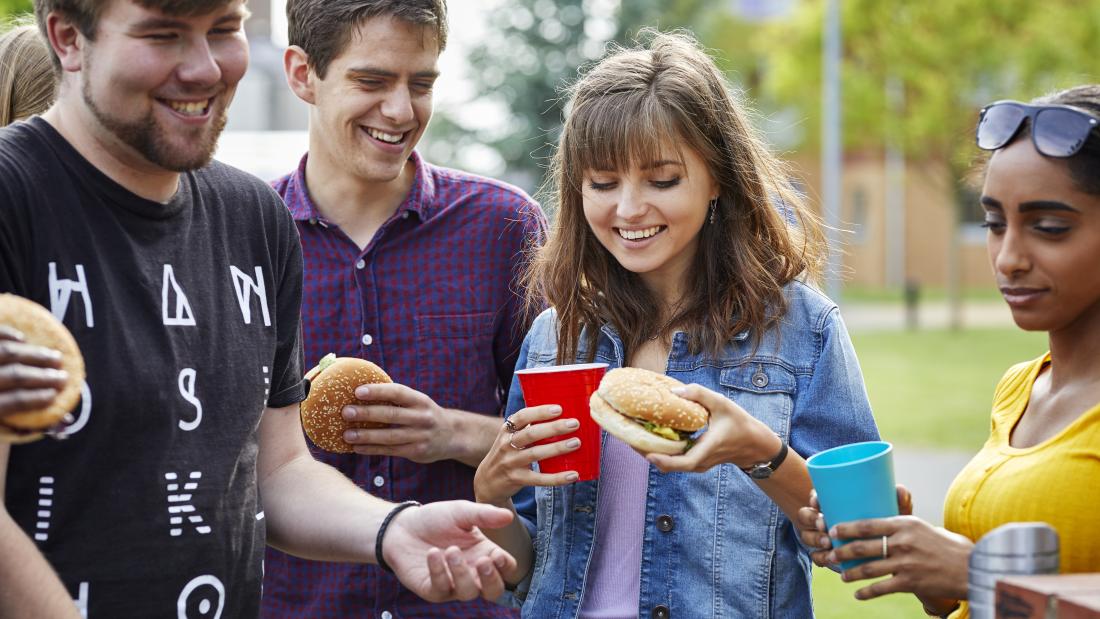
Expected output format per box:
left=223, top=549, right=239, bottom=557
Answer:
left=514, top=362, right=607, bottom=481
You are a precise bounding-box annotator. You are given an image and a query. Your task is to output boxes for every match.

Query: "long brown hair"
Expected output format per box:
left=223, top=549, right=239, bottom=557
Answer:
left=526, top=30, right=826, bottom=364
left=0, top=23, right=55, bottom=125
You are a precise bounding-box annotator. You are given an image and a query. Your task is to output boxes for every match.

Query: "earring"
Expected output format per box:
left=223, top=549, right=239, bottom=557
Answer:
left=708, top=198, right=718, bottom=224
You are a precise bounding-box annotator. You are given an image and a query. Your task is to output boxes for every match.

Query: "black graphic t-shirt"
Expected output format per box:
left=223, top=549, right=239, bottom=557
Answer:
left=0, top=118, right=306, bottom=618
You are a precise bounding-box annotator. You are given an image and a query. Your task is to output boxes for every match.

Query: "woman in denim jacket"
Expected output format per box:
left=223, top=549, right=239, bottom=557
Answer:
left=473, top=31, right=880, bottom=619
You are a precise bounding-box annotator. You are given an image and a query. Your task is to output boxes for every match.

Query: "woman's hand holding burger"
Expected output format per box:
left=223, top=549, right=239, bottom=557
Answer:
left=0, top=294, right=85, bottom=443
left=472, top=405, right=583, bottom=507
left=645, top=383, right=783, bottom=474
left=0, top=325, right=68, bottom=418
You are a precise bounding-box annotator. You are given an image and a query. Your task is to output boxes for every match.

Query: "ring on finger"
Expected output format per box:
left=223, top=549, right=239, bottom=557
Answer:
left=508, top=431, right=526, bottom=450
left=881, top=535, right=889, bottom=558
left=503, top=418, right=518, bottom=433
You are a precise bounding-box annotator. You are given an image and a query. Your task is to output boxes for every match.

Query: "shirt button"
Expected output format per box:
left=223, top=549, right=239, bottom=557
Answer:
left=751, top=371, right=769, bottom=388
left=308, top=217, right=318, bottom=225
left=381, top=612, right=393, bottom=619
left=402, top=211, right=411, bottom=219
left=656, top=515, right=674, bottom=532
left=355, top=259, right=366, bottom=270
left=652, top=605, right=670, bottom=619
left=361, top=333, right=373, bottom=346
left=373, top=476, right=385, bottom=488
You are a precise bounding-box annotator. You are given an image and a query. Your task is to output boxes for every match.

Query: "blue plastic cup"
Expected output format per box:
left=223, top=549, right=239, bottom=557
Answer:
left=806, top=441, right=898, bottom=570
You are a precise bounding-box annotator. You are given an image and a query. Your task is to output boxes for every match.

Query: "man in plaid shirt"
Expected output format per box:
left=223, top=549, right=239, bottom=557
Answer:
left=261, top=1, right=546, bottom=617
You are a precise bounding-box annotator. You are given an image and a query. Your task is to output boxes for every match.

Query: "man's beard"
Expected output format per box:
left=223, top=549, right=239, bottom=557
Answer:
left=82, top=79, right=227, bottom=173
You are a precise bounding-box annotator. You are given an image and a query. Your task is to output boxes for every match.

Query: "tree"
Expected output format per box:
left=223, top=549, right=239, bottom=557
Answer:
left=0, top=0, right=32, bottom=19
left=733, top=0, right=1100, bottom=168
left=712, top=0, right=1100, bottom=316
left=425, top=0, right=718, bottom=196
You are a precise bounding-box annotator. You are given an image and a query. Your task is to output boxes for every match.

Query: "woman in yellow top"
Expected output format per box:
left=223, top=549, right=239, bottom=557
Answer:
left=797, top=83, right=1100, bottom=618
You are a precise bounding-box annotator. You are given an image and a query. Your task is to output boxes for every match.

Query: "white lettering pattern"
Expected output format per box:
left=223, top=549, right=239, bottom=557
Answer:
left=165, top=472, right=211, bottom=537
left=230, top=266, right=270, bottom=326
left=34, top=476, right=54, bottom=542
left=48, top=262, right=93, bottom=328
left=74, top=582, right=89, bottom=619
left=177, top=369, right=203, bottom=431
left=162, top=265, right=197, bottom=326
left=177, top=574, right=225, bottom=619
left=53, top=380, right=91, bottom=439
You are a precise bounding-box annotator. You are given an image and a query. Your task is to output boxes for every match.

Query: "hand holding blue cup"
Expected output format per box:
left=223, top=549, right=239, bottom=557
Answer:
left=806, top=441, right=898, bottom=570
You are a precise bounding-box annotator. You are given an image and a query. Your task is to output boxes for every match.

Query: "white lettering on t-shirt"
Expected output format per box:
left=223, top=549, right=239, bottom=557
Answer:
left=34, top=476, right=54, bottom=542
left=165, top=472, right=211, bottom=537
left=177, top=369, right=203, bottom=431
left=162, top=265, right=197, bottom=326
left=53, top=380, right=91, bottom=439
left=176, top=574, right=225, bottom=619
left=229, top=266, right=270, bottom=327
left=48, top=262, right=93, bottom=328
left=73, top=582, right=89, bottom=619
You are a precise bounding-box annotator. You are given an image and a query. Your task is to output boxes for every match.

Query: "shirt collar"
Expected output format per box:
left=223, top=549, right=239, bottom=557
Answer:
left=285, top=150, right=437, bottom=223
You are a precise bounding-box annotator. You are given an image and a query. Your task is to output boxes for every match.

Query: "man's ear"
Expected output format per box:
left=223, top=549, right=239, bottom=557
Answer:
left=284, top=46, right=317, bottom=105
left=44, top=12, right=84, bottom=73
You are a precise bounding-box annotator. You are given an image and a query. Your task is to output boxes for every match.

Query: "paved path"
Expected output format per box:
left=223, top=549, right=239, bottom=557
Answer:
left=834, top=301, right=1001, bottom=523
left=892, top=446, right=975, bottom=525
left=839, top=301, right=1014, bottom=332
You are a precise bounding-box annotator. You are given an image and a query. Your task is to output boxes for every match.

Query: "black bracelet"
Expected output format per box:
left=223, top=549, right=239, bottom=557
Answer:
left=375, top=500, right=421, bottom=574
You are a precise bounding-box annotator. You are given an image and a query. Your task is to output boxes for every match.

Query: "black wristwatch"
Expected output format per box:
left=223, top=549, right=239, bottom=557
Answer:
left=742, top=436, right=788, bottom=480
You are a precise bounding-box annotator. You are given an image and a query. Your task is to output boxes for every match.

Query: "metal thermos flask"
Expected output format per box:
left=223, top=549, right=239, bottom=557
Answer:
left=968, top=522, right=1060, bottom=619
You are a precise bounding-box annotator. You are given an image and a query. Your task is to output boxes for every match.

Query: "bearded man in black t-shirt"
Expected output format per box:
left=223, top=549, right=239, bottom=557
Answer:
left=0, top=2, right=517, bottom=617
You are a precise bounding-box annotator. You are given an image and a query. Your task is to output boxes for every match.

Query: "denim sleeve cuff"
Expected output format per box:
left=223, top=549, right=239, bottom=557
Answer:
left=495, top=511, right=538, bottom=607
left=495, top=567, right=534, bottom=608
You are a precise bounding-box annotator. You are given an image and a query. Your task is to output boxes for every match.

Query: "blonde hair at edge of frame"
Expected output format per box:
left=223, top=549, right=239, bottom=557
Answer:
left=527, top=29, right=827, bottom=365
left=0, top=21, right=57, bottom=126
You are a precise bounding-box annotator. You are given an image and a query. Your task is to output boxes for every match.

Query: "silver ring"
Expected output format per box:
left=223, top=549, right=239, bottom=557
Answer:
left=881, top=535, right=889, bottom=558
left=508, top=431, right=527, bottom=450
left=503, top=418, right=518, bottom=433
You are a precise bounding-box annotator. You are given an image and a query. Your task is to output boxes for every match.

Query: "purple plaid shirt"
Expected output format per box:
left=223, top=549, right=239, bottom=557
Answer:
left=261, top=152, right=545, bottom=619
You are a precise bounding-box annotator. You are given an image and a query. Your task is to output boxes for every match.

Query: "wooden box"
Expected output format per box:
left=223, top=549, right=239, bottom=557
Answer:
left=996, top=574, right=1100, bottom=619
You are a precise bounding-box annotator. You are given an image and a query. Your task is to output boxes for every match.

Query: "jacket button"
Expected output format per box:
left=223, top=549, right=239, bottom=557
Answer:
left=751, top=371, right=769, bottom=388
left=652, top=605, right=670, bottom=619
left=656, top=515, right=674, bottom=532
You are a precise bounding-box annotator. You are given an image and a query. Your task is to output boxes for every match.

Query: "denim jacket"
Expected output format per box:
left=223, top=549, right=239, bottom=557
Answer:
left=507, top=281, right=879, bottom=619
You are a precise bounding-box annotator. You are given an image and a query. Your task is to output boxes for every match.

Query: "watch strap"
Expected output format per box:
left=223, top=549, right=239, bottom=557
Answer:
left=742, top=436, right=788, bottom=478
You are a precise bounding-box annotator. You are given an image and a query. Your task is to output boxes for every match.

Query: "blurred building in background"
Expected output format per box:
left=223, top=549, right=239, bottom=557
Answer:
left=4, top=0, right=1084, bottom=295
left=216, top=0, right=307, bottom=182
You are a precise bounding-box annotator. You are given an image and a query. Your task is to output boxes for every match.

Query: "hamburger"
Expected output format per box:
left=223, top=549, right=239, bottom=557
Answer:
left=589, top=367, right=708, bottom=455
left=0, top=293, right=85, bottom=443
left=301, top=353, right=392, bottom=453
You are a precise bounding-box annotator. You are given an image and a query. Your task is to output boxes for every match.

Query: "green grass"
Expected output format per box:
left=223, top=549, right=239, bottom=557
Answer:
left=811, top=327, right=1043, bottom=614
left=850, top=327, right=1048, bottom=451
left=812, top=567, right=928, bottom=618
left=811, top=327, right=1046, bottom=616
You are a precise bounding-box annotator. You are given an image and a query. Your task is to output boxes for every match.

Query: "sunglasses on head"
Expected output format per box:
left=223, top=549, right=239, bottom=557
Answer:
left=976, top=100, right=1099, bottom=157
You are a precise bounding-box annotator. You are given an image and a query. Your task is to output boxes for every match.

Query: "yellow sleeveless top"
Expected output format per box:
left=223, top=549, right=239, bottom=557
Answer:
left=944, top=354, right=1100, bottom=619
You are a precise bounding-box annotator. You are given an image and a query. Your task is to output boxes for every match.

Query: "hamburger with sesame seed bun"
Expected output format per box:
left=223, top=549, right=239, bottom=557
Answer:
left=300, top=354, right=392, bottom=453
left=589, top=367, right=708, bottom=455
left=0, top=293, right=85, bottom=444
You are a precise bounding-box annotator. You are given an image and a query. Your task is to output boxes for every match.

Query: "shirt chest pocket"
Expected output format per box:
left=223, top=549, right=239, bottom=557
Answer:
left=720, top=362, right=798, bottom=439
left=415, top=313, right=496, bottom=410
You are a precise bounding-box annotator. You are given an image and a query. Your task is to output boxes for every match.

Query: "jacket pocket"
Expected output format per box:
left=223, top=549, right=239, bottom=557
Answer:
left=719, top=362, right=797, bottom=438
left=415, top=312, right=496, bottom=409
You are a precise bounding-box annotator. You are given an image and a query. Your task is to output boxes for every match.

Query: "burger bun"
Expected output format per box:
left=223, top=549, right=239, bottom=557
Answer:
left=0, top=293, right=85, bottom=440
left=300, top=356, right=392, bottom=453
left=590, top=393, right=689, bottom=455
left=589, top=367, right=708, bottom=455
